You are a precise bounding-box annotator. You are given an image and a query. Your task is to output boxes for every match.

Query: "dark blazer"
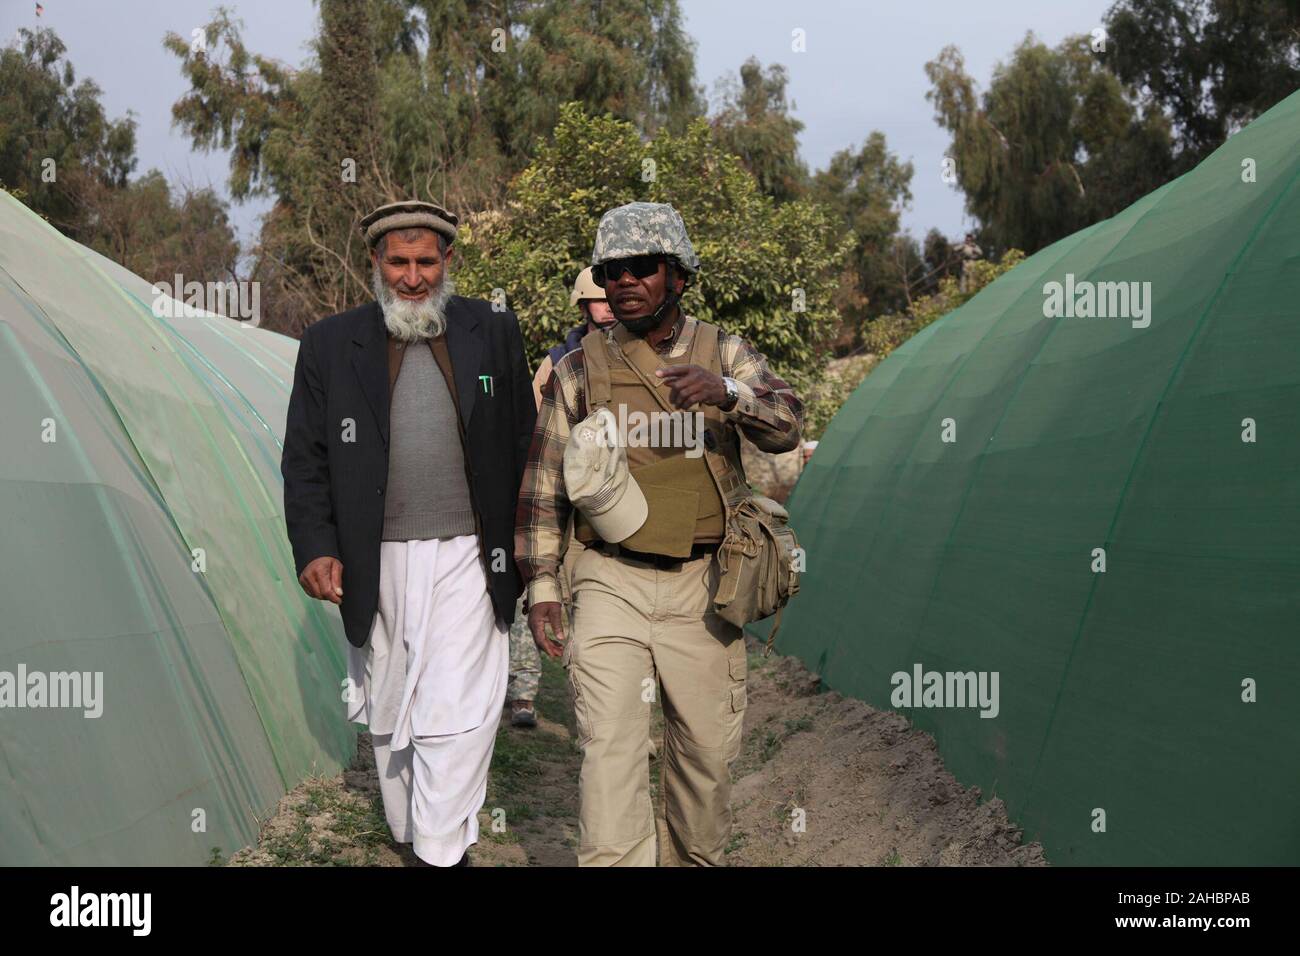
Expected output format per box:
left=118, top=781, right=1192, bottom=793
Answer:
left=282, top=297, right=537, bottom=648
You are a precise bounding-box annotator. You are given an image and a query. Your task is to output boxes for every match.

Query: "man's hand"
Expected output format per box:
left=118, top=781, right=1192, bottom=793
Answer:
left=656, top=364, right=727, bottom=409
left=528, top=601, right=566, bottom=658
left=299, top=556, right=344, bottom=605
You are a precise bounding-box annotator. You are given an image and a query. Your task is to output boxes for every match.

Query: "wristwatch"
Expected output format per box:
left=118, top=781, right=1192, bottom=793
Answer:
left=720, top=376, right=740, bottom=412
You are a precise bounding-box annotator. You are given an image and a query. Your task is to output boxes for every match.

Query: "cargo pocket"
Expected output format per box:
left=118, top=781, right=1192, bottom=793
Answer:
left=728, top=656, right=748, bottom=711
left=563, top=638, right=594, bottom=748
left=724, top=653, right=747, bottom=761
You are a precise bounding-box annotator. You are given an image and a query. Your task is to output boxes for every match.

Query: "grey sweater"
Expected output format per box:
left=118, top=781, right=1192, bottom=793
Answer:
left=382, top=343, right=475, bottom=541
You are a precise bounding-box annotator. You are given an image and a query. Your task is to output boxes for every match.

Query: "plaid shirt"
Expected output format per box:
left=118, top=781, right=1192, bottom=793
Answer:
left=515, top=314, right=804, bottom=605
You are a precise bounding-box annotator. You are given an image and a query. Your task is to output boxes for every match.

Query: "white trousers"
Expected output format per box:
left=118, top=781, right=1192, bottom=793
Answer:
left=347, top=535, right=508, bottom=865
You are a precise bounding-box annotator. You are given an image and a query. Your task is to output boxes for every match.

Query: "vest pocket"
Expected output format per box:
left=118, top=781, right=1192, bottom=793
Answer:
left=619, top=483, right=698, bottom=557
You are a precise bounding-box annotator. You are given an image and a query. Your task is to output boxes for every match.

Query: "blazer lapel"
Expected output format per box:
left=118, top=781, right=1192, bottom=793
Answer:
left=351, top=302, right=391, bottom=447
left=444, top=297, right=482, bottom=428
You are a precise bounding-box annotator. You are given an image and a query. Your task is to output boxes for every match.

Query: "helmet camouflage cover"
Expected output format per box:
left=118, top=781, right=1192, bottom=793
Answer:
left=591, top=201, right=699, bottom=274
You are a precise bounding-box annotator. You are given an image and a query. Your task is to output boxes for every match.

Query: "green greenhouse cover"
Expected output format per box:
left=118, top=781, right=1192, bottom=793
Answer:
left=758, top=89, right=1300, bottom=865
left=0, top=192, right=354, bottom=865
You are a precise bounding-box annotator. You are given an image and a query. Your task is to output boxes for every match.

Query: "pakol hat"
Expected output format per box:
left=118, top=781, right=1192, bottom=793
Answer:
left=563, top=408, right=647, bottom=543
left=361, top=200, right=459, bottom=249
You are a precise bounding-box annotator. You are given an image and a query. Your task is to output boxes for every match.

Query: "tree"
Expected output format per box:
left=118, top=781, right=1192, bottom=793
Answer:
left=81, top=171, right=240, bottom=286
left=711, top=57, right=807, bottom=203
left=165, top=0, right=707, bottom=333
left=925, top=35, right=1174, bottom=255
left=862, top=248, right=1027, bottom=360
left=1, top=27, right=239, bottom=292
left=453, top=103, right=849, bottom=398
left=300, top=0, right=384, bottom=322
left=810, top=131, right=915, bottom=322
left=0, top=28, right=136, bottom=235
left=1106, top=0, right=1300, bottom=167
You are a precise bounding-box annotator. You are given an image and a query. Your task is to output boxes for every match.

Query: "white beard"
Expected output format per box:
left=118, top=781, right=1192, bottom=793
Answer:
left=373, top=267, right=455, bottom=341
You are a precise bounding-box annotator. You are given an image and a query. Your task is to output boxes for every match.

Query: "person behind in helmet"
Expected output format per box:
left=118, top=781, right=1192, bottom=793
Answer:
left=507, top=267, right=616, bottom=728
left=527, top=267, right=616, bottom=409
left=516, top=201, right=804, bottom=865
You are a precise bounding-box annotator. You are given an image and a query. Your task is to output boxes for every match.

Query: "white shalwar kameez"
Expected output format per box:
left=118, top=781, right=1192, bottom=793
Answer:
left=347, top=534, right=508, bottom=865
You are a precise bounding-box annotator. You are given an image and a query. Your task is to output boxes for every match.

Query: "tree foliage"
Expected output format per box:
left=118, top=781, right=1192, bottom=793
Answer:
left=810, top=131, right=916, bottom=322
left=711, top=57, right=808, bottom=204
left=453, top=104, right=849, bottom=396
left=1106, top=0, right=1300, bottom=167
left=1, top=28, right=238, bottom=288
left=862, top=248, right=1026, bottom=359
left=925, top=35, right=1175, bottom=256
left=164, top=0, right=705, bottom=332
left=84, top=171, right=240, bottom=284
left=0, top=28, right=136, bottom=233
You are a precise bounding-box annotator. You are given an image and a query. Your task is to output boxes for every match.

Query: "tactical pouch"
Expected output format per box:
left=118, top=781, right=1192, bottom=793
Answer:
left=713, top=494, right=801, bottom=654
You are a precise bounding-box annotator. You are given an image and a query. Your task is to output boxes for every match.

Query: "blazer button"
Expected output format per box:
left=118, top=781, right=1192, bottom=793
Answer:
left=376, top=486, right=384, bottom=495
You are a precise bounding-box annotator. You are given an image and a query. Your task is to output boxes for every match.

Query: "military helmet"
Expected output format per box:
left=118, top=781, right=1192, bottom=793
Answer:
left=569, top=266, right=608, bottom=307
left=591, top=201, right=699, bottom=275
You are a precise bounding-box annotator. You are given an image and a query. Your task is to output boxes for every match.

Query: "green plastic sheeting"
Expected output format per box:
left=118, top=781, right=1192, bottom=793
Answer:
left=0, top=192, right=354, bottom=865
left=759, top=90, right=1300, bottom=865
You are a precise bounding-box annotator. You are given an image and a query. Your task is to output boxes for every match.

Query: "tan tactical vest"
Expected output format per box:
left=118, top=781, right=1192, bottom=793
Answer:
left=573, top=318, right=752, bottom=558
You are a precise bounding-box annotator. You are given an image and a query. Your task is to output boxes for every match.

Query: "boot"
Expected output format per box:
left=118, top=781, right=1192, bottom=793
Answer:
left=510, top=699, right=537, bottom=728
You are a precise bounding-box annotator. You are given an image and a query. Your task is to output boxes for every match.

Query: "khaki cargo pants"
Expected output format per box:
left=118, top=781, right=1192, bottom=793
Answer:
left=565, top=544, right=747, bottom=866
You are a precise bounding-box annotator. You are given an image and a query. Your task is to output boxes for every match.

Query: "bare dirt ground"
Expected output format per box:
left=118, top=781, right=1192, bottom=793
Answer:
left=227, top=639, right=1045, bottom=867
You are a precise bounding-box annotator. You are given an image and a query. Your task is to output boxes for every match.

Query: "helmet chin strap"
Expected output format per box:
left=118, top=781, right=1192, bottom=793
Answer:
left=619, top=284, right=682, bottom=335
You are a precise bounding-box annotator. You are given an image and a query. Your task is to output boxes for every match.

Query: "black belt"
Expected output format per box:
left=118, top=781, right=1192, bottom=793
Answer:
left=592, top=540, right=719, bottom=569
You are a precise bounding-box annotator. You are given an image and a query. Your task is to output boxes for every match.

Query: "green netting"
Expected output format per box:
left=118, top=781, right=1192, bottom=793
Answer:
left=756, top=89, right=1300, bottom=865
left=0, top=193, right=354, bottom=865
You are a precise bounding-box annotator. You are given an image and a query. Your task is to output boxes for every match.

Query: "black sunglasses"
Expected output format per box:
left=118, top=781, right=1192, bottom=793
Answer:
left=592, top=255, right=666, bottom=285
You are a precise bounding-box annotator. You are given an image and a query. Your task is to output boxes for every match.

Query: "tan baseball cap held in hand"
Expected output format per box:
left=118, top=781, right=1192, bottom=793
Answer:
left=563, top=408, right=647, bottom=543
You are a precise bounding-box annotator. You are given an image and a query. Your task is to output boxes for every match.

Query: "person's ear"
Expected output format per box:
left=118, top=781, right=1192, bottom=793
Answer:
left=671, top=265, right=686, bottom=294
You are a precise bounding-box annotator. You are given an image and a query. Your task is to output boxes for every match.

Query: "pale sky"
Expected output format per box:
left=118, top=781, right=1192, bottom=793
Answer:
left=2, top=0, right=1114, bottom=249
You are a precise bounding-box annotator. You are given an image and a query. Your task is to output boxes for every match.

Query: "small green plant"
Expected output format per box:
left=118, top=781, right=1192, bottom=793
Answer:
left=784, top=717, right=814, bottom=735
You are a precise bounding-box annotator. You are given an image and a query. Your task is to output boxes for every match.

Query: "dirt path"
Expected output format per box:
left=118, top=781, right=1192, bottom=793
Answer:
left=726, top=650, right=1044, bottom=866
left=227, top=640, right=1044, bottom=867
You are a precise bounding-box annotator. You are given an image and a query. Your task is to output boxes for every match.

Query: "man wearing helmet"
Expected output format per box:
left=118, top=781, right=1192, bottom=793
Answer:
left=529, top=266, right=618, bottom=408
left=505, top=267, right=616, bottom=728
left=515, top=202, right=804, bottom=866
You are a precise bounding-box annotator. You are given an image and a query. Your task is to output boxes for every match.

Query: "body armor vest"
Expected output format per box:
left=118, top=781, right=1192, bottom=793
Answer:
left=573, top=318, right=751, bottom=558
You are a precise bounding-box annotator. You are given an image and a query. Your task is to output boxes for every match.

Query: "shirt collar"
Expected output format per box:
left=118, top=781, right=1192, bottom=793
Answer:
left=652, top=312, right=688, bottom=355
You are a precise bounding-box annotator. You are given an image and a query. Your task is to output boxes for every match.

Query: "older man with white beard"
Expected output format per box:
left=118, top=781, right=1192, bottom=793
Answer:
left=282, top=200, right=536, bottom=866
